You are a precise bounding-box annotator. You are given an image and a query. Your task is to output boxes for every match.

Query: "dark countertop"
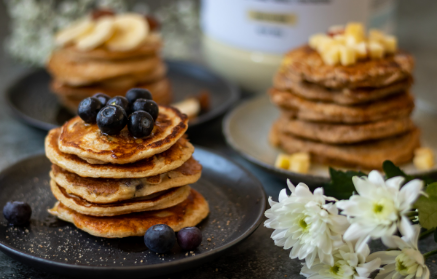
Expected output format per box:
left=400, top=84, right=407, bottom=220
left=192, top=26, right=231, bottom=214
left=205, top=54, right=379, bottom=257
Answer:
left=1, top=1, right=437, bottom=278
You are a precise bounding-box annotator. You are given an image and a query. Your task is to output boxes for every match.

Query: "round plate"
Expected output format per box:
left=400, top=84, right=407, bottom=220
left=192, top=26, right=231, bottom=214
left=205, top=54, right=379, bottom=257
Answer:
left=223, top=95, right=437, bottom=185
left=5, top=60, right=239, bottom=131
left=0, top=147, right=265, bottom=278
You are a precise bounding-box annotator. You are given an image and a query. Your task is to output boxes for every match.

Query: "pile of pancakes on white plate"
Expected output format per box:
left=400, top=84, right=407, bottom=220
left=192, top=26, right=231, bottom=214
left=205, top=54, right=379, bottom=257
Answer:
left=269, top=23, right=419, bottom=170
left=45, top=105, right=209, bottom=238
left=47, top=11, right=172, bottom=113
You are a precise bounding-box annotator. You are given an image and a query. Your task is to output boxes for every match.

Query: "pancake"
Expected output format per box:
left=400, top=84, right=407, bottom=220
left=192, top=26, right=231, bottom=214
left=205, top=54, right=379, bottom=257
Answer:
left=270, top=123, right=420, bottom=170
left=48, top=189, right=209, bottom=238
left=50, top=157, right=202, bottom=203
left=270, top=89, right=414, bottom=124
left=59, top=33, right=162, bottom=61
left=58, top=106, right=187, bottom=164
left=274, top=72, right=412, bottom=105
left=280, top=45, right=414, bottom=89
left=47, top=50, right=162, bottom=86
left=50, top=179, right=191, bottom=216
left=45, top=128, right=194, bottom=178
left=275, top=115, right=415, bottom=144
left=52, top=78, right=172, bottom=113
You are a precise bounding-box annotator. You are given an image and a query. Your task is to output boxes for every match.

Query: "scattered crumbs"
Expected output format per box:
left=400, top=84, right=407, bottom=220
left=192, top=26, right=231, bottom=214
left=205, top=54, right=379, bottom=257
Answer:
left=218, top=226, right=221, bottom=228
left=216, top=268, right=218, bottom=272
left=185, top=252, right=188, bottom=256
left=207, top=238, right=211, bottom=242
left=222, top=239, right=224, bottom=241
left=5, top=236, right=8, bottom=239
left=226, top=221, right=230, bottom=226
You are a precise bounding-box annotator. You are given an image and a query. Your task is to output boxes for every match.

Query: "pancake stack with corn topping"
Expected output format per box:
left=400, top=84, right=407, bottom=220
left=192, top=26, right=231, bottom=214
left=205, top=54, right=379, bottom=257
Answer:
left=47, top=11, right=171, bottom=113
left=269, top=23, right=419, bottom=170
left=45, top=104, right=209, bottom=238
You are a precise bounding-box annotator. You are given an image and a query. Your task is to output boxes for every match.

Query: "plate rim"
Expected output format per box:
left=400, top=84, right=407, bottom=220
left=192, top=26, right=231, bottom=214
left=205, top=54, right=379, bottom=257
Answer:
left=222, top=96, right=331, bottom=184
left=0, top=146, right=266, bottom=275
left=4, top=60, right=240, bottom=131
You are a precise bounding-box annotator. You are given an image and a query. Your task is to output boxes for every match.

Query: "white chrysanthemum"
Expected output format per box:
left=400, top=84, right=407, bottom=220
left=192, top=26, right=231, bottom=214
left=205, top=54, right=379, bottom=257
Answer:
left=336, top=171, right=424, bottom=251
left=367, top=225, right=430, bottom=279
left=265, top=180, right=349, bottom=268
left=300, top=241, right=381, bottom=279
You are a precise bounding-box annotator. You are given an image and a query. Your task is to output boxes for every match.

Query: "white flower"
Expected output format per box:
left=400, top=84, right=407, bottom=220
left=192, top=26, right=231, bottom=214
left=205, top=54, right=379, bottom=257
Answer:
left=367, top=225, right=430, bottom=279
left=265, top=180, right=349, bottom=268
left=300, top=241, right=381, bottom=279
left=336, top=171, right=424, bottom=251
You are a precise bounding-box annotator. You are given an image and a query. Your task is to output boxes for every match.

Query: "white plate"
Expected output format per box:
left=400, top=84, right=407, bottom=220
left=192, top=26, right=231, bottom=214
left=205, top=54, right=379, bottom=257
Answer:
left=223, top=95, right=437, bottom=185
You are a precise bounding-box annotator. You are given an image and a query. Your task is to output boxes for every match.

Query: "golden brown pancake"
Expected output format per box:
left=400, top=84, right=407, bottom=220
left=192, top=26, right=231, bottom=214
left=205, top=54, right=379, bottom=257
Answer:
left=52, top=78, right=172, bottom=113
left=270, top=122, right=420, bottom=170
left=270, top=89, right=414, bottom=124
left=274, top=71, right=411, bottom=105
left=275, top=115, right=415, bottom=144
left=45, top=128, right=194, bottom=178
left=47, top=50, right=162, bottom=86
left=50, top=157, right=202, bottom=203
left=280, top=45, right=414, bottom=89
left=48, top=189, right=209, bottom=238
left=50, top=179, right=191, bottom=216
left=58, top=106, right=188, bottom=164
left=59, top=33, right=163, bottom=61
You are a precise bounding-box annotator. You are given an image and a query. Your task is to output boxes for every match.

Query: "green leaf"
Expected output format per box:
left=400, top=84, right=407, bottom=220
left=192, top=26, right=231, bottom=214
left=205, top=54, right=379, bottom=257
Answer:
left=324, top=168, right=366, bottom=200
left=415, top=183, right=437, bottom=230
left=383, top=160, right=414, bottom=181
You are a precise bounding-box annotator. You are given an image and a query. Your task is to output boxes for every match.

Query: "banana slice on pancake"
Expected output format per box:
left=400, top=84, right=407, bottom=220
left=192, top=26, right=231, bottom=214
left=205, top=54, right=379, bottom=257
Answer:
left=105, top=14, right=149, bottom=51
left=76, top=17, right=115, bottom=51
left=55, top=17, right=94, bottom=46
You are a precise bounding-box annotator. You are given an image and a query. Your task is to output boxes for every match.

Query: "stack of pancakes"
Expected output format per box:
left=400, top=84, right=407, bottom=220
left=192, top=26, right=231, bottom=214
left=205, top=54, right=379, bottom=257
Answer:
left=269, top=46, right=419, bottom=169
left=47, top=33, right=171, bottom=113
left=45, top=106, right=209, bottom=238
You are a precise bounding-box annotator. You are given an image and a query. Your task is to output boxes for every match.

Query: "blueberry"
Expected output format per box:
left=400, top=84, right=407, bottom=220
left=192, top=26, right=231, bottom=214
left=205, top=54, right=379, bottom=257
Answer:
left=92, top=93, right=110, bottom=106
left=132, top=99, right=159, bottom=120
left=128, top=111, right=154, bottom=138
left=177, top=227, right=202, bottom=251
left=126, top=88, right=152, bottom=104
left=77, top=97, right=102, bottom=123
left=107, top=96, right=129, bottom=111
left=3, top=201, right=32, bottom=226
left=97, top=105, right=127, bottom=135
left=144, top=224, right=176, bottom=253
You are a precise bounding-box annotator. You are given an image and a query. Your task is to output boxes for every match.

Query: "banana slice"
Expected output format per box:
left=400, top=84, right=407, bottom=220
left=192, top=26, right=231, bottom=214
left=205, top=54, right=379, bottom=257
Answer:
left=105, top=14, right=149, bottom=51
left=55, top=18, right=94, bottom=46
left=76, top=17, right=115, bottom=51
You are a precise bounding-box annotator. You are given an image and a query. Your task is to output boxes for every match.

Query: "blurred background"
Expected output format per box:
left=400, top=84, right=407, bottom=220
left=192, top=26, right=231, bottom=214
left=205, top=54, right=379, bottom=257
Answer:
left=0, top=0, right=436, bottom=170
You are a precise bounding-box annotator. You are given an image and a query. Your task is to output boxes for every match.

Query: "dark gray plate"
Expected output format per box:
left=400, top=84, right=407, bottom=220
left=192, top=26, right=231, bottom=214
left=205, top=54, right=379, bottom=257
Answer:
left=0, top=147, right=265, bottom=278
left=5, top=60, right=239, bottom=131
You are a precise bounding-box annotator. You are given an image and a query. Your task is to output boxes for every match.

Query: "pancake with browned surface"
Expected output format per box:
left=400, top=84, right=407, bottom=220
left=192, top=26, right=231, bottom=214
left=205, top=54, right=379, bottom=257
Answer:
left=274, top=71, right=411, bottom=105
left=53, top=78, right=172, bottom=113
left=47, top=50, right=161, bottom=86
left=270, top=123, right=420, bottom=170
left=50, top=179, right=191, bottom=216
left=280, top=45, right=414, bottom=89
left=270, top=89, right=414, bottom=124
left=48, top=189, right=209, bottom=238
left=59, top=33, right=162, bottom=61
left=50, top=157, right=202, bottom=203
left=275, top=115, right=414, bottom=144
left=45, top=128, right=194, bottom=178
left=58, top=106, right=187, bottom=164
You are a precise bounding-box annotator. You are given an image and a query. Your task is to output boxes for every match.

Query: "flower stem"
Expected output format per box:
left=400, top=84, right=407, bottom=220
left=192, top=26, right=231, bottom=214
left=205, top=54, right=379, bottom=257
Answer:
left=424, top=249, right=437, bottom=259
left=419, top=228, right=436, bottom=240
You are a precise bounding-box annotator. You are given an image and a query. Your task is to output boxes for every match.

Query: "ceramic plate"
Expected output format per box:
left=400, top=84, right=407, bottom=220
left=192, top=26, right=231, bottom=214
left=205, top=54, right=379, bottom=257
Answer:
left=0, top=147, right=265, bottom=278
left=5, top=60, right=239, bottom=131
left=223, top=95, right=437, bottom=185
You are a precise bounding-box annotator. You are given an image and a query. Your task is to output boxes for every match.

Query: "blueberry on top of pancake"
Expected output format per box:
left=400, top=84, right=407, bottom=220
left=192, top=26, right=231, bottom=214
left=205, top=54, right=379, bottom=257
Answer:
left=58, top=105, right=188, bottom=164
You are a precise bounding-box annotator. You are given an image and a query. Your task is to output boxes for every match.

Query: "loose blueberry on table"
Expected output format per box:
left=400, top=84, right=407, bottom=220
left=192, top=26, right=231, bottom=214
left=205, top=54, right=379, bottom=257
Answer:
left=3, top=201, right=32, bottom=226
left=177, top=227, right=203, bottom=251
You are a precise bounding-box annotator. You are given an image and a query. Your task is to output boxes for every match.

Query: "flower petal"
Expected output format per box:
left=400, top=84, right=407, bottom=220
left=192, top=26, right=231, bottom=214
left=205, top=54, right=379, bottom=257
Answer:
left=368, top=170, right=385, bottom=185
left=367, top=251, right=400, bottom=265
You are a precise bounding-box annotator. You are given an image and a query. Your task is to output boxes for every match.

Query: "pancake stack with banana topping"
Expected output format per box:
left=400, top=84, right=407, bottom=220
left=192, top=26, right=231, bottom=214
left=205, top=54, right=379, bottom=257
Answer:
left=45, top=88, right=209, bottom=238
left=47, top=11, right=171, bottom=113
left=270, top=23, right=419, bottom=170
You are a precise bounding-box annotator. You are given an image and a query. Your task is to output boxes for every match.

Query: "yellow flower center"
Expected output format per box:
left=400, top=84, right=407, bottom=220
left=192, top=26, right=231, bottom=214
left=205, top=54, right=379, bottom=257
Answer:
left=298, top=217, right=309, bottom=232
left=371, top=198, right=396, bottom=220
left=395, top=251, right=419, bottom=276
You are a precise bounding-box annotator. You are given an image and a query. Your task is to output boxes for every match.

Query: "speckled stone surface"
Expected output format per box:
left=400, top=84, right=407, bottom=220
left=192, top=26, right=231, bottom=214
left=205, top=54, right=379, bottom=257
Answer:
left=1, top=1, right=437, bottom=278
